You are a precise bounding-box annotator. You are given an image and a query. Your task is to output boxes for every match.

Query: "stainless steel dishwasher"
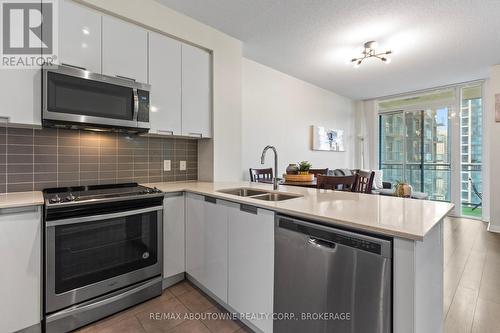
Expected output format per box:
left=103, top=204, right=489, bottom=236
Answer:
left=274, top=215, right=392, bottom=333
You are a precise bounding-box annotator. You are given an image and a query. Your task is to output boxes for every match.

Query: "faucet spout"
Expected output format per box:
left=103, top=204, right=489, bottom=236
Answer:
left=260, top=145, right=279, bottom=190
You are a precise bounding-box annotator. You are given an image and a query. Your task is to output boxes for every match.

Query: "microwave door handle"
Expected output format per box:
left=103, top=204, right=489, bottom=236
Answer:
left=133, top=88, right=139, bottom=121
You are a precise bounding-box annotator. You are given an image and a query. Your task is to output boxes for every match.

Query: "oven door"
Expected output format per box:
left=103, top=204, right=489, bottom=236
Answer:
left=42, top=65, right=150, bottom=130
left=45, top=205, right=163, bottom=313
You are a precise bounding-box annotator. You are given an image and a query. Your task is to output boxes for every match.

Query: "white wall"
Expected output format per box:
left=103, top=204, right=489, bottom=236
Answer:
left=242, top=58, right=355, bottom=179
left=78, top=0, right=242, bottom=181
left=486, top=65, right=500, bottom=232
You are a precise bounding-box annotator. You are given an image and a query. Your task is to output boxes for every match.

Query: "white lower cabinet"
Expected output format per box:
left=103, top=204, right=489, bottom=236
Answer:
left=0, top=206, right=41, bottom=333
left=163, top=193, right=185, bottom=279
left=228, top=204, right=275, bottom=333
left=185, top=193, right=228, bottom=302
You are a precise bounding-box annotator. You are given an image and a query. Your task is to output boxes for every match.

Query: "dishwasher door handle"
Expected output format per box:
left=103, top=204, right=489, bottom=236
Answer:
left=308, top=237, right=336, bottom=250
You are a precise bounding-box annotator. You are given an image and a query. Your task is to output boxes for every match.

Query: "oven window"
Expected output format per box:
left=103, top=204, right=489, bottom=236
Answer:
left=54, top=211, right=158, bottom=294
left=47, top=72, right=134, bottom=120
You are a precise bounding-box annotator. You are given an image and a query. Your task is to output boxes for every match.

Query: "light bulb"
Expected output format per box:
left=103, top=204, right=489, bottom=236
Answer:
left=82, top=27, right=90, bottom=35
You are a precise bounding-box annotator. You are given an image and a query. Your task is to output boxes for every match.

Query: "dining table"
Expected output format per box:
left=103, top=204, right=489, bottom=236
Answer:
left=257, top=178, right=318, bottom=188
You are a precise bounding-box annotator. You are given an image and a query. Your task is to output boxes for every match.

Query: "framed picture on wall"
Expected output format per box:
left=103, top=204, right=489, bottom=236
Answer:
left=496, top=93, right=500, bottom=122
left=311, top=126, right=345, bottom=151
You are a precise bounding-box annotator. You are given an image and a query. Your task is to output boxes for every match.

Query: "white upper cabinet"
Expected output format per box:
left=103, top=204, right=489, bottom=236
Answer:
left=181, top=44, right=212, bottom=138
left=149, top=32, right=182, bottom=136
left=58, top=0, right=101, bottom=72
left=102, top=15, right=148, bottom=82
left=0, top=69, right=41, bottom=126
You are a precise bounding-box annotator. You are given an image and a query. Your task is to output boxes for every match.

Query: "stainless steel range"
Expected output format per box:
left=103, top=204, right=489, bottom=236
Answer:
left=43, top=183, right=164, bottom=333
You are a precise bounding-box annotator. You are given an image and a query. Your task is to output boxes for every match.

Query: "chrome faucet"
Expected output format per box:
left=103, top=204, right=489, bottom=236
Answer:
left=261, top=145, right=279, bottom=190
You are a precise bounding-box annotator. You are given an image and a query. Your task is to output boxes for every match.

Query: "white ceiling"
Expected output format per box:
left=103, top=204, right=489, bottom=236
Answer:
left=155, top=0, right=500, bottom=100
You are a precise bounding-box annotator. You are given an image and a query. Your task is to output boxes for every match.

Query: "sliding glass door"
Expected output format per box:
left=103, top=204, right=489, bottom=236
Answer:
left=380, top=109, right=451, bottom=201
left=378, top=84, right=484, bottom=219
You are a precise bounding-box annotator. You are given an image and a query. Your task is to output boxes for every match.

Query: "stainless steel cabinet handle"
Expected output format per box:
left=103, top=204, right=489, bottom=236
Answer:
left=240, top=204, right=258, bottom=215
left=188, top=132, right=203, bottom=138
left=61, top=63, right=87, bottom=71
left=116, top=75, right=136, bottom=82
left=157, top=130, right=174, bottom=135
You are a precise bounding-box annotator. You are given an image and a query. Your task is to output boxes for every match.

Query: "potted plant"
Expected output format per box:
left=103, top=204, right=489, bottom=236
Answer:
left=394, top=180, right=412, bottom=198
left=297, top=161, right=312, bottom=175
left=286, top=163, right=299, bottom=175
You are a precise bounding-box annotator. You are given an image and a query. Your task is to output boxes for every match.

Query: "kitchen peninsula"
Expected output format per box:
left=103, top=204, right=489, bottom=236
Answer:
left=148, top=181, right=453, bottom=333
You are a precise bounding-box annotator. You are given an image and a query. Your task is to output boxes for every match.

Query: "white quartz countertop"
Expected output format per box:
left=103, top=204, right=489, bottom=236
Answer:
left=0, top=191, right=44, bottom=209
left=145, top=181, right=454, bottom=241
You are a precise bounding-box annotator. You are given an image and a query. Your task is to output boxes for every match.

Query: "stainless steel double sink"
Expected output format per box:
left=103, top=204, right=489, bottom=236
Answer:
left=217, top=187, right=303, bottom=201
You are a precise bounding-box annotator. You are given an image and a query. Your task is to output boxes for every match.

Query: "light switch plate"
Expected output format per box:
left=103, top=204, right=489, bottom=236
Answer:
left=163, top=160, right=171, bottom=171
left=180, top=161, right=186, bottom=171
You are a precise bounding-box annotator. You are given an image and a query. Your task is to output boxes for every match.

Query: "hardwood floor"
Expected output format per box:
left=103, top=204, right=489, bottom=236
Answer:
left=444, top=217, right=500, bottom=333
left=76, top=216, right=500, bottom=333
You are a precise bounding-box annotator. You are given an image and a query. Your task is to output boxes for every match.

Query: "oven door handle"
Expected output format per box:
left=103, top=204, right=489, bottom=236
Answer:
left=46, top=206, right=163, bottom=227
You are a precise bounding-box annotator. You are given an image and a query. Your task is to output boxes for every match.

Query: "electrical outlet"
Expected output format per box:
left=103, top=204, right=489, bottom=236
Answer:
left=163, top=160, right=171, bottom=171
left=180, top=161, right=187, bottom=171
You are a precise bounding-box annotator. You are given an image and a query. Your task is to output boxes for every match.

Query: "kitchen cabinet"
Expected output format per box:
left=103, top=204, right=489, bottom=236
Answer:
left=181, top=44, right=212, bottom=138
left=0, top=69, right=41, bottom=126
left=149, top=32, right=182, bottom=136
left=228, top=204, right=274, bottom=333
left=58, top=0, right=101, bottom=73
left=163, top=193, right=185, bottom=278
left=185, top=193, right=227, bottom=302
left=102, top=15, right=148, bottom=83
left=0, top=206, right=41, bottom=333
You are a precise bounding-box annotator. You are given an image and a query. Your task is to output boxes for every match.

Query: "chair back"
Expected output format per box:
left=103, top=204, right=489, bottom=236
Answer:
left=316, top=175, right=357, bottom=191
left=353, top=170, right=375, bottom=194
left=309, top=168, right=329, bottom=177
left=249, top=168, right=273, bottom=182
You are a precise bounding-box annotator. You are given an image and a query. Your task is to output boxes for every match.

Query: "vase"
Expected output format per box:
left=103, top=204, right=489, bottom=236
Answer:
left=395, top=183, right=412, bottom=198
left=286, top=164, right=298, bottom=175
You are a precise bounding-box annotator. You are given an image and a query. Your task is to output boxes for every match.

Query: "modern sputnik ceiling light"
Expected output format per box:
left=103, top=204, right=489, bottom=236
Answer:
left=350, top=41, right=392, bottom=68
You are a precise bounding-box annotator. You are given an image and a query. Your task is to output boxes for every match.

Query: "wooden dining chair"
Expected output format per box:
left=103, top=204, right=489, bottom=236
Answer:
left=249, top=168, right=273, bottom=182
left=352, top=170, right=375, bottom=194
left=316, top=174, right=357, bottom=191
left=309, top=168, right=329, bottom=177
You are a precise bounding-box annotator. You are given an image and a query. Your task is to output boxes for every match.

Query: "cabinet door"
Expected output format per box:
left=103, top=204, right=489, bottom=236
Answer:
left=149, top=32, right=182, bottom=135
left=0, top=69, right=41, bottom=126
left=102, top=15, right=148, bottom=82
left=181, top=44, right=212, bottom=138
left=185, top=193, right=228, bottom=302
left=228, top=205, right=274, bottom=333
left=0, top=206, right=41, bottom=333
left=163, top=193, right=185, bottom=278
left=59, top=0, right=101, bottom=72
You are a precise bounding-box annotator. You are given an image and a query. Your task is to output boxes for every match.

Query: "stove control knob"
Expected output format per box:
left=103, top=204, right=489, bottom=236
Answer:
left=50, top=194, right=61, bottom=203
left=66, top=193, right=76, bottom=202
left=153, top=187, right=161, bottom=193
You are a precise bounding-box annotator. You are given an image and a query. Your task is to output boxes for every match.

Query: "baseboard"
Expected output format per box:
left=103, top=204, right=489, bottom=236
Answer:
left=162, top=272, right=185, bottom=289
left=487, top=222, right=500, bottom=233
left=14, top=323, right=41, bottom=333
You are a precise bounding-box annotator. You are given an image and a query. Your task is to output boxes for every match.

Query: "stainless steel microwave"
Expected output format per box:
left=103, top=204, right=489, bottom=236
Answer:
left=42, top=65, right=150, bottom=133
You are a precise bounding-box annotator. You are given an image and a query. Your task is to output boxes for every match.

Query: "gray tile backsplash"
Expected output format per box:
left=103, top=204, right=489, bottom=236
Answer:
left=0, top=126, right=198, bottom=193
